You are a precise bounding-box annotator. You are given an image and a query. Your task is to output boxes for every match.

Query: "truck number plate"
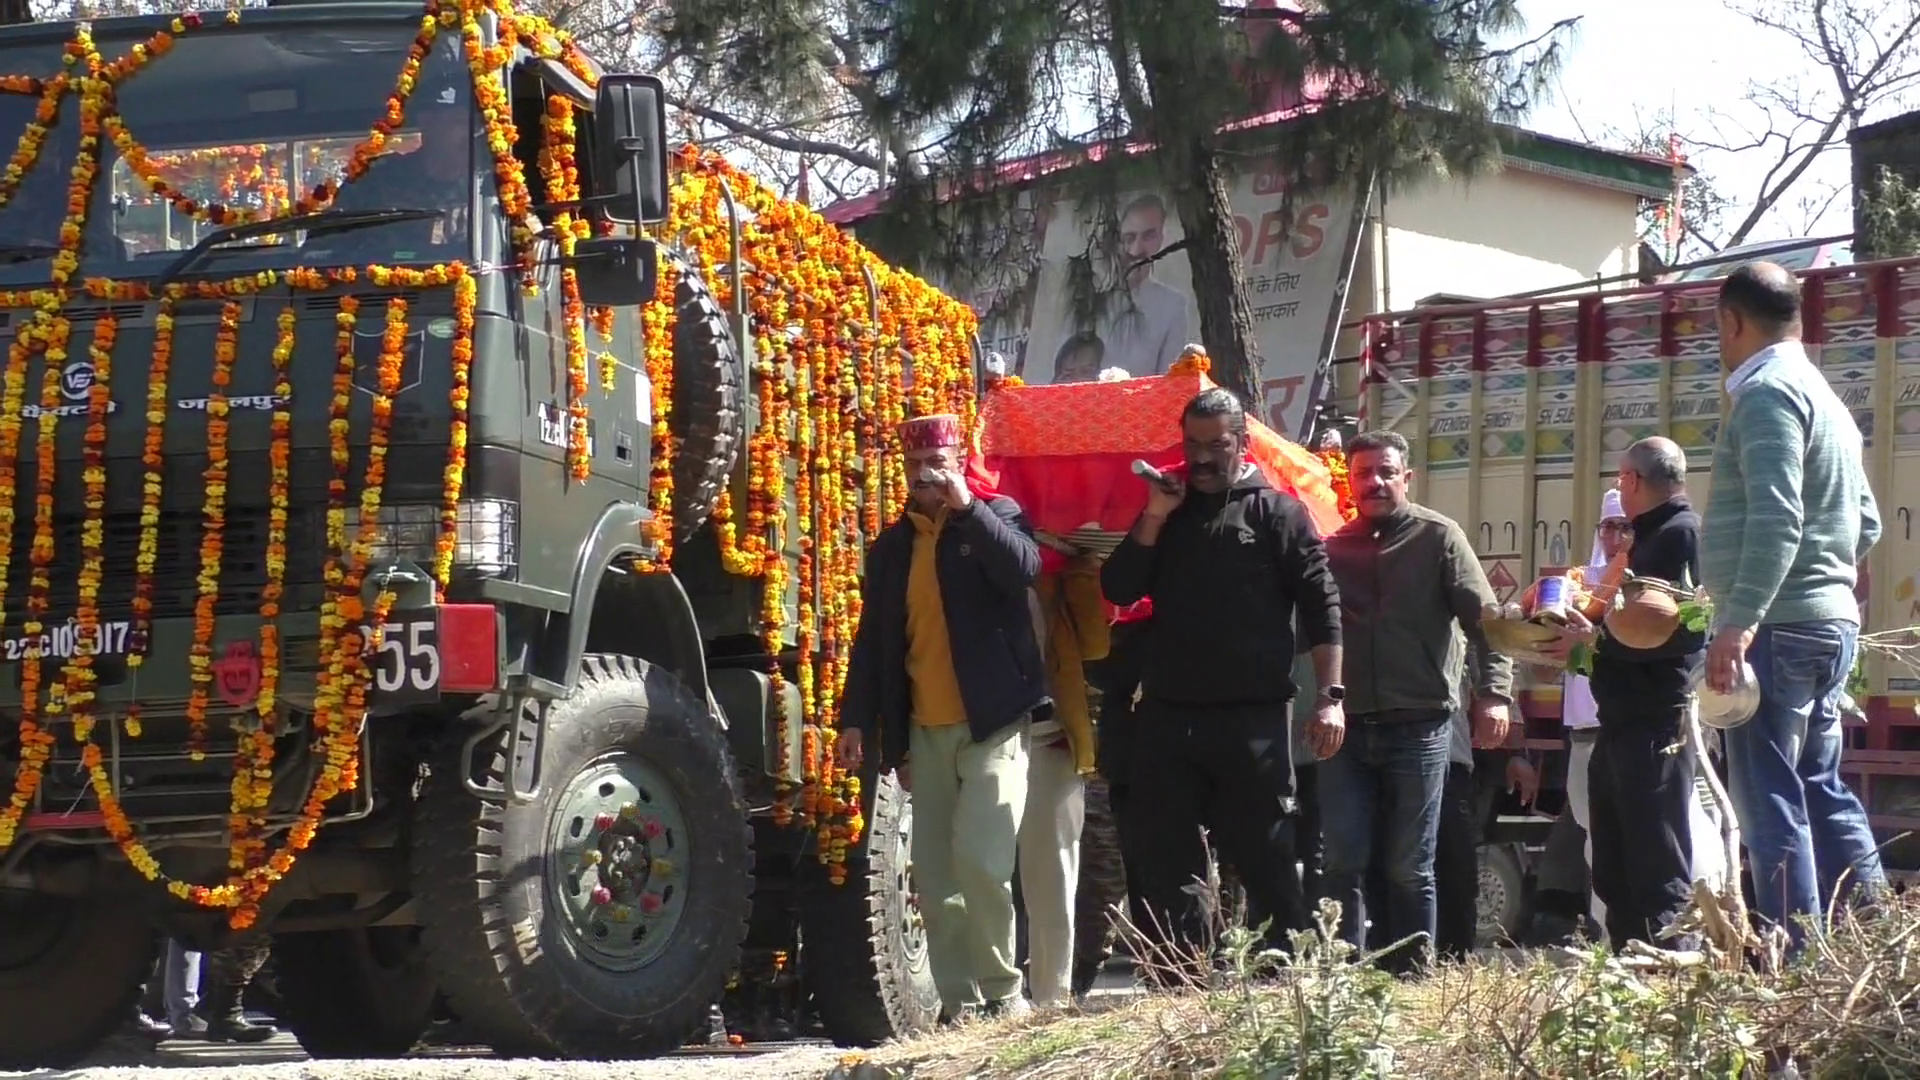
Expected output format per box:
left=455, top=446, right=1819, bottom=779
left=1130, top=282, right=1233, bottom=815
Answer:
left=3, top=619, right=137, bottom=663
left=368, top=610, right=440, bottom=704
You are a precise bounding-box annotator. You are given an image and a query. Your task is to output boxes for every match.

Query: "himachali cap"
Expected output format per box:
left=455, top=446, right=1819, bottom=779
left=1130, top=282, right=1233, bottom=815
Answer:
left=899, top=414, right=963, bottom=451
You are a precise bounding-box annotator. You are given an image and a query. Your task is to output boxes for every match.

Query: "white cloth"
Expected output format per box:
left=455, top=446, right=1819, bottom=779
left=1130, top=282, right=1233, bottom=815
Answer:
left=1566, top=732, right=1605, bottom=933
left=1017, top=738, right=1084, bottom=1008
left=1561, top=489, right=1623, bottom=731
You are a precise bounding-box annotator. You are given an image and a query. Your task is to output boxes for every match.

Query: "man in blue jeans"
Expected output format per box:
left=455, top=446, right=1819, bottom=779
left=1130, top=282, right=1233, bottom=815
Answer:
left=1322, top=430, right=1512, bottom=973
left=1702, top=262, right=1886, bottom=954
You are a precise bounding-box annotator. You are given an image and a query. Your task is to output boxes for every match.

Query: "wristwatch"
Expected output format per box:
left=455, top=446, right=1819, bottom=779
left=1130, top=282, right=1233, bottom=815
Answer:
left=1318, top=684, right=1346, bottom=704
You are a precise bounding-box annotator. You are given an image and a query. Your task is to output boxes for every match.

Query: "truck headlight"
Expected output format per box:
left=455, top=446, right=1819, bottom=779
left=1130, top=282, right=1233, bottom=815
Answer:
left=342, top=499, right=518, bottom=575
left=454, top=498, right=517, bottom=574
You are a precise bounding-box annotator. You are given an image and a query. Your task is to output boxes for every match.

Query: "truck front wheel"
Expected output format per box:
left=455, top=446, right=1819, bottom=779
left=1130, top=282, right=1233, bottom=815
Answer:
left=412, top=656, right=753, bottom=1058
left=0, top=889, right=157, bottom=1069
left=272, top=927, right=438, bottom=1058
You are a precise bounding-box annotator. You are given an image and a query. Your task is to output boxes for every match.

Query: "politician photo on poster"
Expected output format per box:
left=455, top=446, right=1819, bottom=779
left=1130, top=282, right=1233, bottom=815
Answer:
left=1098, top=192, right=1192, bottom=378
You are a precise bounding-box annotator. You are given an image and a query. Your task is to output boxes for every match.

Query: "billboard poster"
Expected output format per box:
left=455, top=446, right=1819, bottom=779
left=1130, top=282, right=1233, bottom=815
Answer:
left=949, top=156, right=1365, bottom=438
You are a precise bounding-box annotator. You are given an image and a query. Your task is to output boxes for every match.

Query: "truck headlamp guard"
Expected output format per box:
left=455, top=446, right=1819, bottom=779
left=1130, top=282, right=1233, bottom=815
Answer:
left=343, top=499, right=517, bottom=575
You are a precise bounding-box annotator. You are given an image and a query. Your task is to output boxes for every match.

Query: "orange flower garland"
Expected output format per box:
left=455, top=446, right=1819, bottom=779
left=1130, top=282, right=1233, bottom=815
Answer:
left=184, top=301, right=241, bottom=761
left=638, top=251, right=677, bottom=564
left=656, top=149, right=978, bottom=866
left=65, top=315, right=117, bottom=749
left=1318, top=446, right=1358, bottom=522
left=131, top=297, right=176, bottom=666
left=435, top=270, right=477, bottom=590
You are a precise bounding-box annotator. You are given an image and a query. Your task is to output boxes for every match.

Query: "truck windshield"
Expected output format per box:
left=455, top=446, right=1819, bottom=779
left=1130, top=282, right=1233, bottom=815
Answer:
left=0, top=20, right=479, bottom=287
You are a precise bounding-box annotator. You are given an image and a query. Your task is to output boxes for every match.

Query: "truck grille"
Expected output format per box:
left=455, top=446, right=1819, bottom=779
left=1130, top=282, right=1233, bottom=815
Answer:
left=7, top=505, right=330, bottom=620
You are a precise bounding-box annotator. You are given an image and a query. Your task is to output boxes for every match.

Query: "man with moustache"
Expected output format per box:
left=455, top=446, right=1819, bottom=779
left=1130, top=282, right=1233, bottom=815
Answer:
left=837, top=413, right=1049, bottom=1021
left=1700, top=262, right=1885, bottom=952
left=1101, top=388, right=1344, bottom=958
left=1320, top=430, right=1512, bottom=974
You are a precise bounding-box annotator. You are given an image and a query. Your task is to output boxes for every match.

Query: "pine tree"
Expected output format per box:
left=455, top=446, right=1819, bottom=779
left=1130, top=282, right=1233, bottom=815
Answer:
left=667, top=0, right=1575, bottom=405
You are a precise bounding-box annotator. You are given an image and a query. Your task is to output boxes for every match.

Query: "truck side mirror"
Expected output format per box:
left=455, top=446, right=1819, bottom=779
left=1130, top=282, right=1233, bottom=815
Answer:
left=571, top=236, right=660, bottom=308
left=591, top=74, right=670, bottom=225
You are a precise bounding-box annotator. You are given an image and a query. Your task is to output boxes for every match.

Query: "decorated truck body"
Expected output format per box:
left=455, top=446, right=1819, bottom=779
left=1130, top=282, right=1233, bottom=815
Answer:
left=0, top=0, right=957, bottom=1066
left=1349, top=255, right=1920, bottom=885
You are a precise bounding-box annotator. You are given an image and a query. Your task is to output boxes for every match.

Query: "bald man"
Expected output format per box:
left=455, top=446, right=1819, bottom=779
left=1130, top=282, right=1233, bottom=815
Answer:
left=1701, top=262, right=1884, bottom=953
left=1542, top=437, right=1706, bottom=949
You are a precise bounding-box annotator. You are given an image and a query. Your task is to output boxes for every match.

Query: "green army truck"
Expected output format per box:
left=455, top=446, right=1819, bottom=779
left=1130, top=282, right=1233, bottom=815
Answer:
left=0, top=0, right=940, bottom=1066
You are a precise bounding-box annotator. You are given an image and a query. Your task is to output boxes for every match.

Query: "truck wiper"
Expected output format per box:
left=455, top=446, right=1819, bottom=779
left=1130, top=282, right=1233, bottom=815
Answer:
left=155, top=207, right=442, bottom=288
left=0, top=243, right=59, bottom=265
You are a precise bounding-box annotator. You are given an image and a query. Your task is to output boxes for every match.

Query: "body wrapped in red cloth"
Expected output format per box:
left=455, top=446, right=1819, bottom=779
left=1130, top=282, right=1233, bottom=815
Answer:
left=963, top=369, right=1343, bottom=773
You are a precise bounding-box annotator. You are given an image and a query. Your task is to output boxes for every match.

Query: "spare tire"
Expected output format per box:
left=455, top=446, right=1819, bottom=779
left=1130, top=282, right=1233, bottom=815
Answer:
left=667, top=250, right=744, bottom=545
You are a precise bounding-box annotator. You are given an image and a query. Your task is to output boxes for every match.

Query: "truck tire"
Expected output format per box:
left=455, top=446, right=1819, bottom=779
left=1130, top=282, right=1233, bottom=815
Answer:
left=798, top=770, right=938, bottom=1045
left=0, top=890, right=157, bottom=1068
left=272, top=927, right=438, bottom=1058
left=412, top=656, right=753, bottom=1058
left=668, top=251, right=744, bottom=545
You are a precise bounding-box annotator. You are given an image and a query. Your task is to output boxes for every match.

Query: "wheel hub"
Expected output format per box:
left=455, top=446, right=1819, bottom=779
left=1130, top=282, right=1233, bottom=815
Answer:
left=547, top=755, right=690, bottom=972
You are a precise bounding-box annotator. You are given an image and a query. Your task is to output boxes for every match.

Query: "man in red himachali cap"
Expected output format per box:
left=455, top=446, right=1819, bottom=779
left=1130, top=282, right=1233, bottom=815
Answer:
left=838, top=412, right=1051, bottom=1022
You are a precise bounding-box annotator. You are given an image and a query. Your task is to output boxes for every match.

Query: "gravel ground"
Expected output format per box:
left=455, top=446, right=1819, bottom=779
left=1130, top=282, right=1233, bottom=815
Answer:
left=0, top=970, right=1162, bottom=1080
left=3, top=1038, right=857, bottom=1080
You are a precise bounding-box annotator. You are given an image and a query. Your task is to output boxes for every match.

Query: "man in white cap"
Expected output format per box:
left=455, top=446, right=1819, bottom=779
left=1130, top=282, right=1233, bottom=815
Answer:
left=1561, top=489, right=1631, bottom=939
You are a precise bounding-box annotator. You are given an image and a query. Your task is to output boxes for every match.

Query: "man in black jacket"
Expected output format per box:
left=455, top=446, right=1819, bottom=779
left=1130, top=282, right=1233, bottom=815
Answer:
left=1101, top=388, right=1344, bottom=957
left=837, top=413, right=1049, bottom=1021
left=1543, top=437, right=1706, bottom=949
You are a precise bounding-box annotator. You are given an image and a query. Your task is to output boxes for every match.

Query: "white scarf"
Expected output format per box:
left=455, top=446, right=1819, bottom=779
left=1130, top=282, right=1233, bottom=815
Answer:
left=1563, top=489, right=1624, bottom=730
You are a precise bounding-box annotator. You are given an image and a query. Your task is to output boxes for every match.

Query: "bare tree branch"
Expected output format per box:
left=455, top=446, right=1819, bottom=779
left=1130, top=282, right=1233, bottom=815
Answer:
left=669, top=95, right=884, bottom=170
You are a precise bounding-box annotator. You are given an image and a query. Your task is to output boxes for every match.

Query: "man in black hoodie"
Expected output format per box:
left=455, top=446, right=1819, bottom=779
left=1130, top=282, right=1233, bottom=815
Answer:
left=1101, top=388, right=1344, bottom=955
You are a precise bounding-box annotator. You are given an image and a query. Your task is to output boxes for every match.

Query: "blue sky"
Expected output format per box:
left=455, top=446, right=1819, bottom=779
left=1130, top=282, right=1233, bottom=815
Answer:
left=1519, top=0, right=1891, bottom=247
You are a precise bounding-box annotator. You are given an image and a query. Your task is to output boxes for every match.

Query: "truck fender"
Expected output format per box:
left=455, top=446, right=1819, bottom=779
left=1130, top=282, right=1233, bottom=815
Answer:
left=543, top=501, right=710, bottom=704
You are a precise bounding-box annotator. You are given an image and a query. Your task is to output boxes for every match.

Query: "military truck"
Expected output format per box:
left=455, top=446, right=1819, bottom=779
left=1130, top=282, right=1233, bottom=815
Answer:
left=0, top=0, right=949, bottom=1065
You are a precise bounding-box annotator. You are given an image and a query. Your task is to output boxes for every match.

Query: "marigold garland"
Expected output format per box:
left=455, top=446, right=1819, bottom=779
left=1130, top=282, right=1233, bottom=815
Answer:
left=656, top=149, right=977, bottom=869
left=435, top=270, right=477, bottom=590
left=1318, top=446, right=1358, bottom=522
left=0, top=0, right=976, bottom=909
left=184, top=300, right=241, bottom=762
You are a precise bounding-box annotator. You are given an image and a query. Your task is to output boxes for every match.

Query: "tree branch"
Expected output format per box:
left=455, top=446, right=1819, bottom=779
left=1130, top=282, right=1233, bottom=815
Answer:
left=668, top=96, right=885, bottom=170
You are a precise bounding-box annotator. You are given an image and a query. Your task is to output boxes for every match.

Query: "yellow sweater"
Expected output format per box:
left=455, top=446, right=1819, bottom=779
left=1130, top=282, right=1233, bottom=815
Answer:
left=1036, top=556, right=1111, bottom=774
left=904, top=507, right=966, bottom=727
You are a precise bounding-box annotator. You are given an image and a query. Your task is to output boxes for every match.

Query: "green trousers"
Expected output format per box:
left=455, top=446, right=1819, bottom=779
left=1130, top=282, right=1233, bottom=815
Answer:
left=909, top=719, right=1030, bottom=1012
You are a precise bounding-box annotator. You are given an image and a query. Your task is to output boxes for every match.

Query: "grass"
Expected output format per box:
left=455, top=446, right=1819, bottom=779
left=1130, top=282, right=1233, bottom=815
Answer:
left=824, top=884, right=1920, bottom=1080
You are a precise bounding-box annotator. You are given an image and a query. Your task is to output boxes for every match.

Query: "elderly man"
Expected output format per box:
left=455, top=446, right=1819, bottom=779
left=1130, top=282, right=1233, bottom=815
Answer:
left=1321, top=430, right=1512, bottom=973
left=1701, top=262, right=1886, bottom=951
left=838, top=413, right=1050, bottom=1021
left=1101, top=388, right=1343, bottom=958
left=1544, top=439, right=1708, bottom=948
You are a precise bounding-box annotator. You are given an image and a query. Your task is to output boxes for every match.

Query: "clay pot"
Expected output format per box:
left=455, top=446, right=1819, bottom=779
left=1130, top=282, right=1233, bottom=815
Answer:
left=1606, top=581, right=1681, bottom=648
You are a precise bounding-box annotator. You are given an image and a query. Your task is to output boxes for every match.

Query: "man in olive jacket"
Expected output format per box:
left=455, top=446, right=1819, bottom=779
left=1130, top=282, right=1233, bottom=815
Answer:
left=1321, top=430, right=1513, bottom=972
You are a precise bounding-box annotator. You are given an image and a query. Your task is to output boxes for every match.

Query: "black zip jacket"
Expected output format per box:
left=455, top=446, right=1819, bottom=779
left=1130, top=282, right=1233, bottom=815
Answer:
left=1592, top=496, right=1705, bottom=719
left=840, top=493, right=1052, bottom=771
left=1325, top=503, right=1513, bottom=719
left=1101, top=468, right=1340, bottom=707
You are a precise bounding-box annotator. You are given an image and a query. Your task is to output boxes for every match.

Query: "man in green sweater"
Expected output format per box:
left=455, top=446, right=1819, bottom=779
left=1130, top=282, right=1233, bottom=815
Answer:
left=1701, top=262, right=1885, bottom=953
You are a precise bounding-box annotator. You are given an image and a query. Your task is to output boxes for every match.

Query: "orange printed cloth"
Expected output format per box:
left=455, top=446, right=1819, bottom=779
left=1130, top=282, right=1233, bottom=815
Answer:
left=973, top=373, right=1345, bottom=539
